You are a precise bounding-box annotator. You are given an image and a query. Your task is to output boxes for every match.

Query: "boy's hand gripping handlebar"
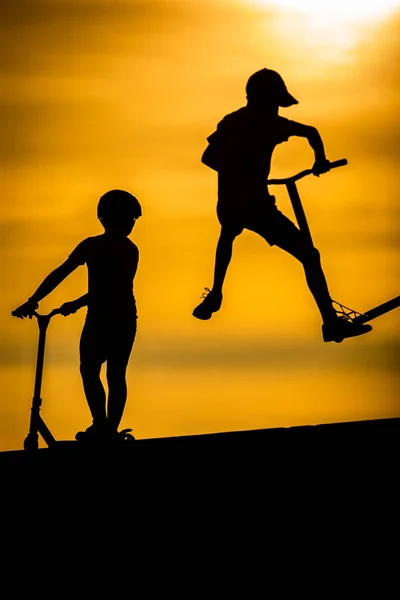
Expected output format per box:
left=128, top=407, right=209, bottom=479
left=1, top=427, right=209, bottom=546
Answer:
left=267, top=158, right=347, bottom=185
left=12, top=307, right=62, bottom=320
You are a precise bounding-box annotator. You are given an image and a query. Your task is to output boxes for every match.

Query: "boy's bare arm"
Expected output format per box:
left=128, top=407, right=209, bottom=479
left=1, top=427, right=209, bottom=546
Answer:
left=288, top=122, right=331, bottom=174
left=73, top=293, right=88, bottom=307
left=29, top=257, right=80, bottom=303
left=13, top=257, right=80, bottom=318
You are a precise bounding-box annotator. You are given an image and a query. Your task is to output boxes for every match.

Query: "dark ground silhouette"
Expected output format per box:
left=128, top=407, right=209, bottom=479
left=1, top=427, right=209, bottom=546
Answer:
left=1, top=418, right=399, bottom=466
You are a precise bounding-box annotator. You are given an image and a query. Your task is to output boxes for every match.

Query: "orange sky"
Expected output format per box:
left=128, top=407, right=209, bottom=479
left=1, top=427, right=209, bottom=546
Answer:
left=0, top=0, right=399, bottom=450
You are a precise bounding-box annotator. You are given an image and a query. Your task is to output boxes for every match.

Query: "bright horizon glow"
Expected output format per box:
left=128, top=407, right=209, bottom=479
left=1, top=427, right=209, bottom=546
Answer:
left=248, top=0, right=400, bottom=22
left=244, top=0, right=400, bottom=60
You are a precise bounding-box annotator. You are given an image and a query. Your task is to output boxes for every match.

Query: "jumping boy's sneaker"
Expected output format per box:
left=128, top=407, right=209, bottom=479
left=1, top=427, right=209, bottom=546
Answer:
left=192, top=288, right=222, bottom=320
left=322, top=316, right=372, bottom=343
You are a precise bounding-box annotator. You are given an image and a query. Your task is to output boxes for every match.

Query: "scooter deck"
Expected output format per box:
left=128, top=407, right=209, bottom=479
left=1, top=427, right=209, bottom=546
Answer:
left=351, top=295, right=400, bottom=325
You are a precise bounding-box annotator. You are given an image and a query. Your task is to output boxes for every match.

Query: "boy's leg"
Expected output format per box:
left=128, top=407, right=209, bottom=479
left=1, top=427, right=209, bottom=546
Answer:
left=193, top=225, right=241, bottom=320
left=78, top=321, right=107, bottom=434
left=75, top=321, right=107, bottom=442
left=277, top=239, right=337, bottom=325
left=105, top=320, right=136, bottom=432
left=248, top=212, right=372, bottom=342
left=212, top=225, right=241, bottom=295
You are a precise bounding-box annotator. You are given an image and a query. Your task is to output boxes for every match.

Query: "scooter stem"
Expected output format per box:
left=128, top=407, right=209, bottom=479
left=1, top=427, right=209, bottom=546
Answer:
left=286, top=180, right=314, bottom=247
left=33, top=315, right=51, bottom=401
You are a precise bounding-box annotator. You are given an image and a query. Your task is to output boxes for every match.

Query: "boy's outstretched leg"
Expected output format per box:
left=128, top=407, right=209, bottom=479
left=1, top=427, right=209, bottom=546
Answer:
left=251, top=214, right=372, bottom=342
left=300, top=246, right=372, bottom=342
left=281, top=243, right=372, bottom=342
left=193, top=225, right=241, bottom=320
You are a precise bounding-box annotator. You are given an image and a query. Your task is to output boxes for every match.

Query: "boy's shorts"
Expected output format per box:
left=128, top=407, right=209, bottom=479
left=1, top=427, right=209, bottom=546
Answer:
left=217, top=198, right=302, bottom=247
left=80, top=314, right=137, bottom=365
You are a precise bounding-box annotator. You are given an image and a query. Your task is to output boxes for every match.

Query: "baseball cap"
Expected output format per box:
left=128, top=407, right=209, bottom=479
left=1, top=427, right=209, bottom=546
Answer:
left=246, top=69, right=298, bottom=107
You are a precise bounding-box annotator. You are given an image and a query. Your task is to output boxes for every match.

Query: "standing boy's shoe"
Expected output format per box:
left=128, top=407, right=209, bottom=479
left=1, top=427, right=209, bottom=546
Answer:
left=322, top=316, right=372, bottom=343
left=192, top=288, right=222, bottom=320
left=75, top=422, right=108, bottom=443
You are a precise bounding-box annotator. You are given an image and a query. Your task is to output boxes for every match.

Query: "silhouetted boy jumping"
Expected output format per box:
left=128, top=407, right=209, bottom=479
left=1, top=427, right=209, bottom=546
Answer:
left=193, top=68, right=372, bottom=343
left=13, top=190, right=142, bottom=442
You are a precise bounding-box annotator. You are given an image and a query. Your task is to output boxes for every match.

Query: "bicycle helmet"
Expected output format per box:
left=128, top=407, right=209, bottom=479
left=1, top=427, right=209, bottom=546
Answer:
left=97, top=189, right=142, bottom=223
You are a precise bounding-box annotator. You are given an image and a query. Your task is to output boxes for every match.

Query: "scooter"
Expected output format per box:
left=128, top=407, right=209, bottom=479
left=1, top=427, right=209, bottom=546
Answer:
left=12, top=307, right=136, bottom=451
left=11, top=308, right=63, bottom=451
left=267, top=158, right=400, bottom=333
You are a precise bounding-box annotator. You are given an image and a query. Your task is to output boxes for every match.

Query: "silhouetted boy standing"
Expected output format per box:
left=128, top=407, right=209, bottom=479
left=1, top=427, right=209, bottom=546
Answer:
left=193, top=68, right=372, bottom=343
left=13, top=190, right=142, bottom=442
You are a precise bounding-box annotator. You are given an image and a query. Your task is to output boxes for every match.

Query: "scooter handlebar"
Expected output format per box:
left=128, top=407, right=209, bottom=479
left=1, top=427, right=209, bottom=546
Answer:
left=12, top=307, right=63, bottom=319
left=34, top=308, right=63, bottom=319
left=330, top=158, right=347, bottom=169
left=267, top=158, right=347, bottom=185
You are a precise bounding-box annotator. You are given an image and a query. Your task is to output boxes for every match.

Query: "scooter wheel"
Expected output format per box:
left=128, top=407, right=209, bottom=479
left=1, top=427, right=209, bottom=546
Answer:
left=24, top=432, right=39, bottom=451
left=120, top=428, right=135, bottom=442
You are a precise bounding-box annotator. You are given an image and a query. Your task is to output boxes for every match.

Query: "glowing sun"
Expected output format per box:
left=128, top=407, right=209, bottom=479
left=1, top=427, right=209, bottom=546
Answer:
left=248, top=0, right=400, bottom=22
